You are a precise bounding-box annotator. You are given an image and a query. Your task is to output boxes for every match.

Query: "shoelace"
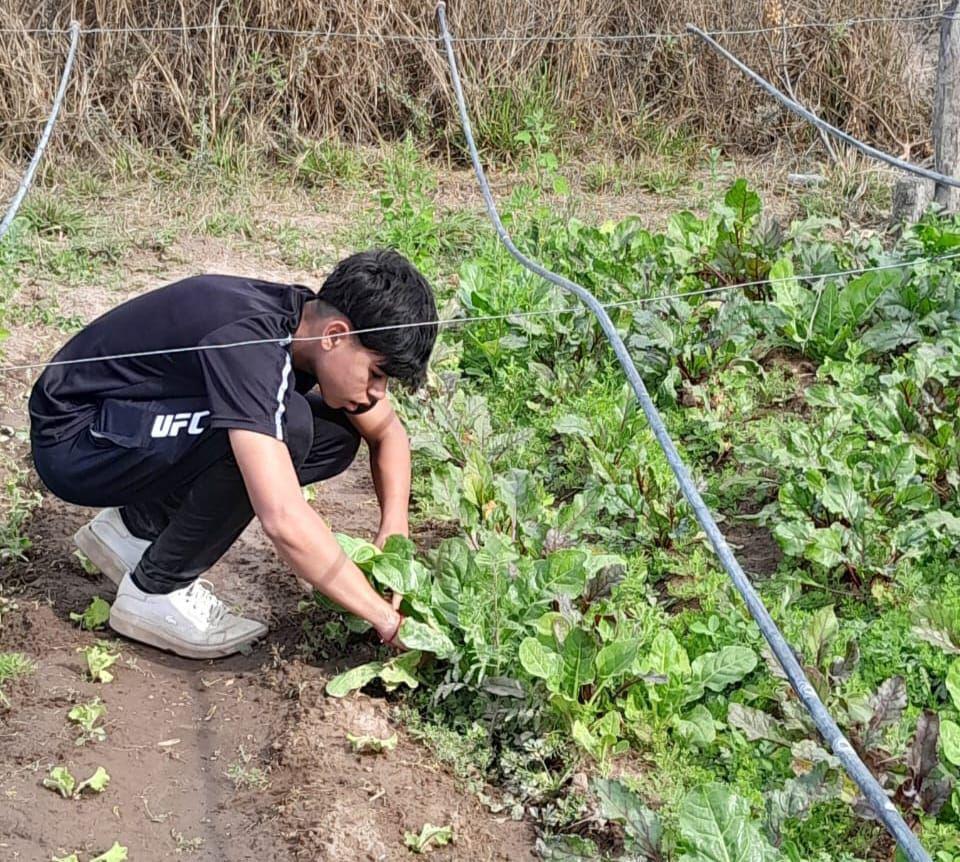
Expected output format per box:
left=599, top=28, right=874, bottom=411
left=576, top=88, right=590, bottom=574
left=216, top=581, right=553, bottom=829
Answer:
left=180, top=579, right=229, bottom=627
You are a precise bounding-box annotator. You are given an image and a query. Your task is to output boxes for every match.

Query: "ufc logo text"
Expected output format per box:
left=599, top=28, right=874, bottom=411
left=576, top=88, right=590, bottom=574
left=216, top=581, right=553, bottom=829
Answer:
left=150, top=411, right=210, bottom=438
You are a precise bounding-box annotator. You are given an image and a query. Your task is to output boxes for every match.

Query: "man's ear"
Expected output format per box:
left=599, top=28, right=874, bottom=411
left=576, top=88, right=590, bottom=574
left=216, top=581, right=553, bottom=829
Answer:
left=320, top=317, right=352, bottom=350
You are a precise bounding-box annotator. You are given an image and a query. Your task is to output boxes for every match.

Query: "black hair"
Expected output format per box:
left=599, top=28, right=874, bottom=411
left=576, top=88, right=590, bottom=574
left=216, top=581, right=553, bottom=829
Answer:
left=317, top=249, right=438, bottom=389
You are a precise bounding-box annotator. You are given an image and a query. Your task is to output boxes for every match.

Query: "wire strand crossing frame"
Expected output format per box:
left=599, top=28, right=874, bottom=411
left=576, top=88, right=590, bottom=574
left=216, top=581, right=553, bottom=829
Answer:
left=0, top=21, right=80, bottom=243
left=436, top=3, right=931, bottom=859
left=688, top=23, right=960, bottom=189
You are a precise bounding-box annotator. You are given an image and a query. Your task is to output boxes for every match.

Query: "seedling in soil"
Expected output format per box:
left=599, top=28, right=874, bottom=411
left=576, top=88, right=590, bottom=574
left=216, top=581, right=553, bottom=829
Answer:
left=68, top=698, right=107, bottom=745
left=53, top=843, right=128, bottom=862
left=69, top=596, right=111, bottom=631
left=225, top=746, right=270, bottom=791
left=0, top=651, right=35, bottom=706
left=73, top=549, right=101, bottom=575
left=346, top=732, right=398, bottom=754
left=78, top=644, right=120, bottom=683
left=403, top=824, right=454, bottom=853
left=43, top=765, right=110, bottom=799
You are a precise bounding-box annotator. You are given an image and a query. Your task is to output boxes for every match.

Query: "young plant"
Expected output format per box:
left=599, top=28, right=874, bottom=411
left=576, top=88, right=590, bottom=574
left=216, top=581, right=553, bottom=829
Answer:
left=403, top=823, right=453, bottom=854
left=43, top=765, right=110, bottom=799
left=78, top=644, right=120, bottom=683
left=346, top=732, right=398, bottom=754
left=69, top=596, right=111, bottom=631
left=68, top=698, right=107, bottom=745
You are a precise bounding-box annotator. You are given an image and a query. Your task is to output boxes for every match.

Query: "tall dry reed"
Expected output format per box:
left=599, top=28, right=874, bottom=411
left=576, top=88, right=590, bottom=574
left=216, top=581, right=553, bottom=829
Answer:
left=0, top=0, right=939, bottom=163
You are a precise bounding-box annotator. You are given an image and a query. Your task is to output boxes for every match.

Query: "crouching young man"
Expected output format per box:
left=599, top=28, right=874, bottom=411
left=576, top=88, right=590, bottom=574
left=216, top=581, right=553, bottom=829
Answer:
left=28, top=250, right=436, bottom=659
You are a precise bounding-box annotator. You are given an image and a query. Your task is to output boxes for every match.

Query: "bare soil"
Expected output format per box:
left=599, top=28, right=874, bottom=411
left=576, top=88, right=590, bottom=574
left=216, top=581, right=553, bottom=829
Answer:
left=0, top=463, right=536, bottom=861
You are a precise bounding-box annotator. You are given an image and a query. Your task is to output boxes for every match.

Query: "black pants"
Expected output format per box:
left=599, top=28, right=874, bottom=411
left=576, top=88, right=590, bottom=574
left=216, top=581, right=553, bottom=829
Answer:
left=32, top=392, right=360, bottom=593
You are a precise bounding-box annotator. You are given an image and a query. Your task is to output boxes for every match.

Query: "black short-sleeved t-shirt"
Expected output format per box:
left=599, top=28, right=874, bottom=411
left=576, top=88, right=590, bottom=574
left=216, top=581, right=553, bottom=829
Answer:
left=29, top=274, right=319, bottom=446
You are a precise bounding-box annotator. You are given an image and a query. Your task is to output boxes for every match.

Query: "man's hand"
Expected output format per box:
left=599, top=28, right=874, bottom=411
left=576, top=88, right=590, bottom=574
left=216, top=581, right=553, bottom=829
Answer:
left=377, top=609, right=405, bottom=649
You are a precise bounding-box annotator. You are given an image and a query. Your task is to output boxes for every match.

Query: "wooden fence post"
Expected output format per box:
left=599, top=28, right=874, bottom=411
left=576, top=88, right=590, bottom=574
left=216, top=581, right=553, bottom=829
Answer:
left=934, top=0, right=960, bottom=212
left=892, top=2, right=960, bottom=225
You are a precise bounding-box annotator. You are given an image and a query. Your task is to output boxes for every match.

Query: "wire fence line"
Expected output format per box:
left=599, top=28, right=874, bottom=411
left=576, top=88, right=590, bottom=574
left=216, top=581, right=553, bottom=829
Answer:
left=0, top=11, right=946, bottom=40
left=2, top=249, right=959, bottom=376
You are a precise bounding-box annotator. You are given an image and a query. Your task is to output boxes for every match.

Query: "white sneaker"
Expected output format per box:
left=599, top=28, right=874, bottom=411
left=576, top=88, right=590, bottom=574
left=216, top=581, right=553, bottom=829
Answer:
left=109, top=573, right=268, bottom=659
left=74, top=508, right=151, bottom=586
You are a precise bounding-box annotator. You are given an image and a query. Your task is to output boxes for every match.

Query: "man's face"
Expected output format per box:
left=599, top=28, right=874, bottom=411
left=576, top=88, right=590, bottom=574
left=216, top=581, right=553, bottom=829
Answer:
left=315, top=335, right=388, bottom=414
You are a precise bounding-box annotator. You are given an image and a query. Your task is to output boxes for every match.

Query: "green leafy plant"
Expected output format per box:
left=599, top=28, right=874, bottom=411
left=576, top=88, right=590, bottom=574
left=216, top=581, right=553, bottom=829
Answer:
left=43, top=765, right=110, bottom=799
left=403, top=823, right=453, bottom=854
left=0, top=651, right=34, bottom=706
left=68, top=698, right=107, bottom=745
left=677, top=783, right=779, bottom=862
left=53, top=842, right=128, bottom=862
left=69, top=597, right=111, bottom=631
left=78, top=645, right=120, bottom=683
left=346, top=732, right=398, bottom=754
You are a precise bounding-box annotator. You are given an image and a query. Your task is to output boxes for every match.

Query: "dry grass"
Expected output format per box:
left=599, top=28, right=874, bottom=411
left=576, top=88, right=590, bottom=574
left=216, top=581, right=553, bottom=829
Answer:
left=0, top=0, right=942, bottom=163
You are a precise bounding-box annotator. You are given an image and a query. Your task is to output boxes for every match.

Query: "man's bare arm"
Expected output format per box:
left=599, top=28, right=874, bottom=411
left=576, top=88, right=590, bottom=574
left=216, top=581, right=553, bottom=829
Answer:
left=348, top=397, right=411, bottom=547
left=228, top=428, right=401, bottom=639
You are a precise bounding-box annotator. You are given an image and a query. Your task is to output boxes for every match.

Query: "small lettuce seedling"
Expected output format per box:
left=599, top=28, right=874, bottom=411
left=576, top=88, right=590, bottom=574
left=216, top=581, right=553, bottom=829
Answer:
left=346, top=732, right=398, bottom=754
left=403, top=823, right=453, bottom=853
left=53, top=842, right=128, bottom=862
left=43, top=765, right=110, bottom=799
left=68, top=698, right=107, bottom=745
left=69, top=596, right=111, bottom=631
left=78, top=644, right=120, bottom=683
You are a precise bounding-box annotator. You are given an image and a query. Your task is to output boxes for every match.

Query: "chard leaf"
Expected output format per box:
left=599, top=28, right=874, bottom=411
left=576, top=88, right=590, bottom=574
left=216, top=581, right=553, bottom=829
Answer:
left=678, top=783, right=779, bottom=862
left=686, top=646, right=757, bottom=702
left=802, top=605, right=838, bottom=667
left=790, top=740, right=839, bottom=775
left=764, top=764, right=840, bottom=841
left=519, top=638, right=562, bottom=683
left=538, top=550, right=590, bottom=599
left=908, top=710, right=941, bottom=781
left=593, top=777, right=663, bottom=858
left=939, top=718, right=960, bottom=766
left=727, top=703, right=789, bottom=745
left=335, top=533, right=380, bottom=567
left=560, top=629, right=597, bottom=700
left=946, top=659, right=960, bottom=711
left=645, top=629, right=690, bottom=678
left=676, top=704, right=717, bottom=747
left=820, top=475, right=865, bottom=523
left=595, top=639, right=639, bottom=681
left=803, top=524, right=846, bottom=569
left=379, top=651, right=422, bottom=692
left=398, top=619, right=455, bottom=659
left=325, top=661, right=385, bottom=697
left=868, top=676, right=907, bottom=735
